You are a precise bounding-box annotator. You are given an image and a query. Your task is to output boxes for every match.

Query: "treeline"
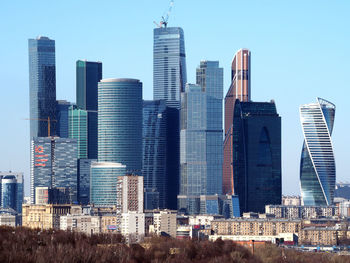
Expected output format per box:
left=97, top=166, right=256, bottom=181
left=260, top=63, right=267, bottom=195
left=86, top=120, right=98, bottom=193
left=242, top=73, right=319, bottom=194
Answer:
left=0, top=226, right=349, bottom=263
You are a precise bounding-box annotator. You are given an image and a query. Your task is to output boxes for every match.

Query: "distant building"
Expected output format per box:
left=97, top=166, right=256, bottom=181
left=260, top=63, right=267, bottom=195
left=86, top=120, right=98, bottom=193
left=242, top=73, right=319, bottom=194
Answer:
left=56, top=100, right=71, bottom=138
left=300, top=98, right=336, bottom=206
left=35, top=186, right=70, bottom=205
left=28, top=36, right=56, bottom=138
left=30, top=137, right=78, bottom=204
left=76, top=60, right=102, bottom=159
left=60, top=214, right=100, bottom=235
left=116, top=175, right=144, bottom=214
left=227, top=100, right=282, bottom=214
left=265, top=205, right=339, bottom=219
left=0, top=172, right=24, bottom=214
left=77, top=159, right=96, bottom=205
left=149, top=210, right=177, bottom=237
left=90, top=162, right=126, bottom=207
left=69, top=105, right=88, bottom=159
left=335, top=182, right=350, bottom=200
left=282, top=195, right=301, bottom=206
left=0, top=213, right=16, bottom=227
left=121, top=212, right=145, bottom=243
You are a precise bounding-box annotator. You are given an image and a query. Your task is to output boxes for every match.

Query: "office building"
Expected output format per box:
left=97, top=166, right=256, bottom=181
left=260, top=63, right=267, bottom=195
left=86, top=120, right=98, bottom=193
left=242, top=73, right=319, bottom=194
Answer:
left=226, top=100, right=281, bottom=214
left=97, top=78, right=142, bottom=173
left=68, top=105, right=88, bottom=159
left=30, top=137, right=78, bottom=203
left=35, top=186, right=70, bottom=205
left=78, top=159, right=96, bottom=205
left=335, top=183, right=350, bottom=200
left=90, top=162, right=126, bottom=207
left=300, top=98, right=336, bottom=206
left=56, top=100, right=71, bottom=138
left=76, top=60, right=102, bottom=159
left=223, top=49, right=251, bottom=195
left=178, top=62, right=223, bottom=214
left=0, top=172, right=24, bottom=214
left=28, top=36, right=56, bottom=138
left=142, top=100, right=167, bottom=209
left=265, top=205, right=339, bottom=219
left=116, top=174, right=144, bottom=214
left=153, top=27, right=187, bottom=109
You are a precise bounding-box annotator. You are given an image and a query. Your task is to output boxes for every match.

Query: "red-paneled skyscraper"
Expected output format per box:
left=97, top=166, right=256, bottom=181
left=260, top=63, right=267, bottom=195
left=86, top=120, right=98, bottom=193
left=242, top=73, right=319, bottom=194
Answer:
left=223, top=49, right=251, bottom=194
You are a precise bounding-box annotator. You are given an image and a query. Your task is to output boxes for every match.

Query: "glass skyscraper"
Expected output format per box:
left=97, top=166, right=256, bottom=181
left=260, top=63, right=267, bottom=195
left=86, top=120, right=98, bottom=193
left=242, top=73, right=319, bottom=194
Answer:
left=30, top=137, right=78, bottom=204
left=153, top=27, right=187, bottom=109
left=142, top=100, right=167, bottom=209
left=90, top=162, right=126, bottom=207
left=56, top=100, right=71, bottom=138
left=0, top=172, right=24, bottom=214
left=76, top=60, right=102, bottom=159
left=28, top=36, right=56, bottom=138
left=77, top=158, right=96, bottom=205
left=230, top=100, right=281, bottom=214
left=300, top=98, right=336, bottom=206
left=97, top=78, right=143, bottom=173
left=69, top=105, right=88, bottom=159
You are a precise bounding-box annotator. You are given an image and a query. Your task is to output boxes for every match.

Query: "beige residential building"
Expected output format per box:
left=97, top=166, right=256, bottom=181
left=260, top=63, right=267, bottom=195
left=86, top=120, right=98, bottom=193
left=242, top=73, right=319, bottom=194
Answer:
left=100, top=215, right=118, bottom=233
left=0, top=214, right=16, bottom=227
left=121, top=212, right=145, bottom=243
left=22, top=204, right=81, bottom=229
left=60, top=214, right=100, bottom=235
left=211, top=218, right=302, bottom=236
left=299, top=227, right=338, bottom=246
left=150, top=210, right=177, bottom=237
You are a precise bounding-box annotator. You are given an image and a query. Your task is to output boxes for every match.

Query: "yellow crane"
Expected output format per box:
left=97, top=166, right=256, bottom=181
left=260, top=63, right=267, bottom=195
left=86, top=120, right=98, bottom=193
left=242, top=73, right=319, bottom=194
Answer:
left=23, top=116, right=57, bottom=137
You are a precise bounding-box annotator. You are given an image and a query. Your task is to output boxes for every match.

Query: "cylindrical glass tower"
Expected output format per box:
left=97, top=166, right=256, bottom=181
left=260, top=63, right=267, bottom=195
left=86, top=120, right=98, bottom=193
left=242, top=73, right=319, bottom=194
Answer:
left=1, top=175, right=17, bottom=210
left=97, top=78, right=143, bottom=174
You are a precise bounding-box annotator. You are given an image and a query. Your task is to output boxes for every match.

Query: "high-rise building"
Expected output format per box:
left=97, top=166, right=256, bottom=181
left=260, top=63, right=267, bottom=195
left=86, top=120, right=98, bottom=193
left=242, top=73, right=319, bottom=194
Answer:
left=28, top=36, right=56, bottom=138
left=90, top=162, right=126, bottom=207
left=76, top=60, right=102, bottom=159
left=142, top=100, right=167, bottom=209
left=30, top=137, right=78, bottom=204
left=0, top=172, right=24, bottom=214
left=228, top=100, right=281, bottom=214
left=153, top=27, right=187, bottom=109
left=56, top=100, right=71, bottom=138
left=178, top=62, right=223, bottom=215
left=69, top=105, right=88, bottom=159
left=97, top=78, right=142, bottom=173
left=223, top=49, right=251, bottom=195
left=300, top=98, right=336, bottom=206
left=77, top=159, right=96, bottom=205
left=116, top=175, right=144, bottom=214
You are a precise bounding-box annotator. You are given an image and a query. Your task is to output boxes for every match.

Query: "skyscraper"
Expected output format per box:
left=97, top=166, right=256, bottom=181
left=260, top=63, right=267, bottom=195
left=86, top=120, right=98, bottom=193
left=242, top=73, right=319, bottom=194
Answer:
left=230, top=100, right=281, bottom=214
left=178, top=62, right=224, bottom=214
left=69, top=105, right=88, bottom=159
left=31, top=137, right=78, bottom=204
left=142, top=100, right=167, bottom=209
left=76, top=60, right=102, bottom=159
left=56, top=100, right=71, bottom=138
left=223, top=49, right=251, bottom=195
left=77, top=159, right=96, bottom=205
left=28, top=36, right=56, bottom=138
left=97, top=78, right=142, bottom=173
left=153, top=27, right=187, bottom=109
left=300, top=98, right=336, bottom=206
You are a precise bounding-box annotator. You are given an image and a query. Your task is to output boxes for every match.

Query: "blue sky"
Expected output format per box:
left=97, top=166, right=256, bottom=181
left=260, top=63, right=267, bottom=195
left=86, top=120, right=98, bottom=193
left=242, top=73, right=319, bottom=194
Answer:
left=0, top=0, right=349, bottom=195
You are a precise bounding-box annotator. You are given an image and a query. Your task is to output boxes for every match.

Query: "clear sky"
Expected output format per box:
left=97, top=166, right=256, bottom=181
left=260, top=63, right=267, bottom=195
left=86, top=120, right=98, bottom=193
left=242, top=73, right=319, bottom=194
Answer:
left=0, top=0, right=349, bottom=196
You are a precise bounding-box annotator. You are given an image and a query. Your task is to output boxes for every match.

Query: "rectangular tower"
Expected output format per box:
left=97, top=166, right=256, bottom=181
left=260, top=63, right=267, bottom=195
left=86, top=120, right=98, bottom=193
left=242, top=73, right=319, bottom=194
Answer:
left=28, top=36, right=56, bottom=138
left=30, top=137, right=78, bottom=204
left=69, top=105, right=88, bottom=159
left=56, top=100, right=71, bottom=138
left=76, top=60, right=102, bottom=159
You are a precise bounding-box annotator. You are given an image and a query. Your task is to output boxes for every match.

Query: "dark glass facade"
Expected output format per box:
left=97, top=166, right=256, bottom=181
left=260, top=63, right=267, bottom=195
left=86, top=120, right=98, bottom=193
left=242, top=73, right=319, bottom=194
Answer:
left=0, top=172, right=24, bottom=214
left=76, top=60, right=102, bottom=159
left=232, top=100, right=281, bottom=214
left=142, top=100, right=167, bottom=209
left=28, top=36, right=56, bottom=138
left=56, top=100, right=71, bottom=138
left=77, top=159, right=96, bottom=205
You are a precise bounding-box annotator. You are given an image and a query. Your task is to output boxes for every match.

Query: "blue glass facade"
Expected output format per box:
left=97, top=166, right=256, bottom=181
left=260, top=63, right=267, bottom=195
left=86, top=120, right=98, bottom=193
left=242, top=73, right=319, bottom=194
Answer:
left=97, top=78, right=142, bottom=173
left=153, top=27, right=187, bottom=109
left=90, top=162, right=126, bottom=207
left=31, top=137, right=78, bottom=203
left=0, top=172, right=24, bottom=214
left=76, top=60, right=102, bottom=159
left=142, top=100, right=167, bottom=209
left=56, top=100, right=71, bottom=138
left=300, top=98, right=336, bottom=206
left=232, top=100, right=281, bottom=214
left=69, top=105, right=88, bottom=159
left=28, top=36, right=56, bottom=138
left=178, top=61, right=223, bottom=214
left=77, top=159, right=96, bottom=205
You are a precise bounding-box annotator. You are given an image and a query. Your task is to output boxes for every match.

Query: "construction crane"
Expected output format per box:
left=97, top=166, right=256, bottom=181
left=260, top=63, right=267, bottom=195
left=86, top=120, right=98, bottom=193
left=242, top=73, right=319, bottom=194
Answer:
left=153, top=0, right=174, bottom=28
left=23, top=117, right=57, bottom=137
